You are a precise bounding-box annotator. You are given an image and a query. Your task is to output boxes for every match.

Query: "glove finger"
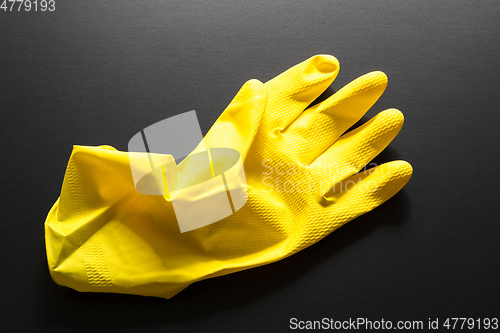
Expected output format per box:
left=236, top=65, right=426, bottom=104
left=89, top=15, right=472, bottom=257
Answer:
left=285, top=72, right=388, bottom=165
left=263, top=54, right=339, bottom=130
left=320, top=160, right=413, bottom=230
left=311, top=109, right=404, bottom=184
left=202, top=79, right=267, bottom=160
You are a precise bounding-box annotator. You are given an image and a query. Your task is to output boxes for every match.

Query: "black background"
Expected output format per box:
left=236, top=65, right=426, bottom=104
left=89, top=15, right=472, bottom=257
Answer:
left=1, top=1, right=499, bottom=332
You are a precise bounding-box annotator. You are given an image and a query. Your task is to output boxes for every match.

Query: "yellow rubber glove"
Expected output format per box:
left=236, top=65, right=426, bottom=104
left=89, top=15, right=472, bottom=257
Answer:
left=45, top=55, right=412, bottom=299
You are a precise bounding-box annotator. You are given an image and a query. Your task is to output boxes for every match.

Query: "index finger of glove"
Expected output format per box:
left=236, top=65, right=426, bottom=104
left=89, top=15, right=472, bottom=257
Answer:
left=263, top=55, right=340, bottom=131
